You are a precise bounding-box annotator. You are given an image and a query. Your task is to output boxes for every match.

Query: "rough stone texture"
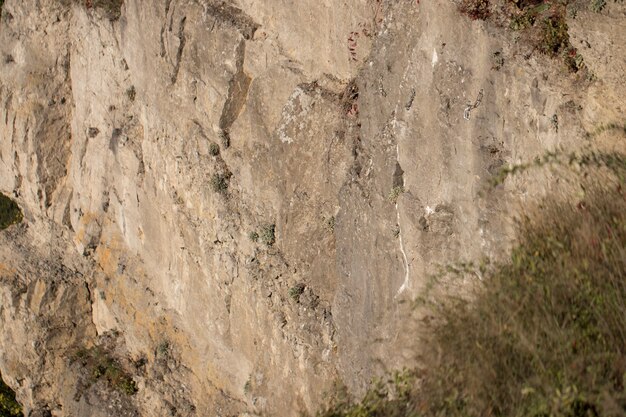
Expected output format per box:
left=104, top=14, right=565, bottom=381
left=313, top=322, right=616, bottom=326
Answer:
left=0, top=0, right=624, bottom=416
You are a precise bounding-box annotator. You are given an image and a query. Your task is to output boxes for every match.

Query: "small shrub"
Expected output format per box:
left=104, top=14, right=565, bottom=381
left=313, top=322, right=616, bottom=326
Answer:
left=88, top=127, right=100, bottom=138
left=77, top=0, right=124, bottom=21
left=126, top=86, right=136, bottom=102
left=491, top=51, right=504, bottom=70
left=259, top=224, right=275, bottom=246
left=317, top=371, right=415, bottom=417
left=288, top=283, right=305, bottom=301
left=157, top=340, right=170, bottom=357
left=458, top=0, right=491, bottom=20
left=209, top=143, right=220, bottom=156
left=540, top=16, right=570, bottom=56
left=72, top=347, right=137, bottom=396
left=387, top=186, right=405, bottom=204
left=591, top=0, right=606, bottom=12
left=210, top=173, right=229, bottom=194
left=509, top=12, right=535, bottom=30
left=0, top=193, right=22, bottom=231
left=248, top=231, right=259, bottom=242
left=243, top=378, right=252, bottom=395
left=550, top=113, right=559, bottom=131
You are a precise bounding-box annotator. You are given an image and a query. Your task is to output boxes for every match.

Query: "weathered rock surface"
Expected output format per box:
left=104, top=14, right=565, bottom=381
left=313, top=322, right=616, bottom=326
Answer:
left=0, top=0, right=624, bottom=415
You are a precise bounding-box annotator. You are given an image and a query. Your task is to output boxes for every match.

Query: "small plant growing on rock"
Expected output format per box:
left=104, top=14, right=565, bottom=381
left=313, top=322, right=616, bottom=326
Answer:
left=73, top=0, right=124, bottom=21
left=157, top=340, right=170, bottom=357
left=540, top=16, right=569, bottom=57
left=260, top=224, right=275, bottom=246
left=387, top=185, right=405, bottom=204
left=126, top=86, right=136, bottom=102
left=209, top=143, right=220, bottom=156
left=591, top=0, right=606, bottom=12
left=458, top=0, right=491, bottom=20
left=88, top=127, right=100, bottom=138
left=243, top=377, right=252, bottom=395
left=491, top=51, right=504, bottom=70
left=210, top=173, right=229, bottom=194
left=72, top=347, right=137, bottom=396
left=248, top=231, right=259, bottom=242
left=288, top=283, right=306, bottom=301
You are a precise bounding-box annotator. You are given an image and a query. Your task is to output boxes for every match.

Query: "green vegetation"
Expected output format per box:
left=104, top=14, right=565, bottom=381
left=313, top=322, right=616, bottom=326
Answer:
left=489, top=149, right=626, bottom=188
left=288, top=283, right=305, bottom=301
left=459, top=0, right=491, bottom=20
left=318, top=150, right=626, bottom=416
left=157, top=340, right=170, bottom=357
left=73, top=347, right=137, bottom=396
left=210, top=173, right=229, bottom=194
left=249, top=224, right=275, bottom=245
left=590, top=0, right=623, bottom=13
left=415, top=176, right=626, bottom=417
left=318, top=372, right=415, bottom=417
left=540, top=15, right=570, bottom=57
left=209, top=143, right=220, bottom=156
left=259, top=223, right=275, bottom=246
left=591, top=0, right=607, bottom=12
left=388, top=186, right=405, bottom=204
left=243, top=377, right=252, bottom=395
left=457, top=0, right=588, bottom=72
left=0, top=193, right=22, bottom=231
left=73, top=0, right=124, bottom=21
left=126, top=86, right=136, bottom=102
left=0, top=374, right=21, bottom=417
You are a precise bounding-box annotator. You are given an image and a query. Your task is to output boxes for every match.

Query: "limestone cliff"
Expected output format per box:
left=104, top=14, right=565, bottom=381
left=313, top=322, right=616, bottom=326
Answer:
left=0, top=0, right=624, bottom=416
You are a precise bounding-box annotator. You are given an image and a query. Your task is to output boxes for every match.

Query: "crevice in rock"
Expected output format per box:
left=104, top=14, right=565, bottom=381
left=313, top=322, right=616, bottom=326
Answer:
left=159, top=0, right=174, bottom=58
left=392, top=161, right=404, bottom=188
left=299, top=81, right=341, bottom=103
left=171, top=16, right=187, bottom=84
left=218, top=40, right=251, bottom=136
left=35, top=100, right=72, bottom=208
left=205, top=1, right=260, bottom=40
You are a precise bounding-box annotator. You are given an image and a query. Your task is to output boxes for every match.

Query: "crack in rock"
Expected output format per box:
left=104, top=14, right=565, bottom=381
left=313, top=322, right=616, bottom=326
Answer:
left=218, top=40, right=251, bottom=135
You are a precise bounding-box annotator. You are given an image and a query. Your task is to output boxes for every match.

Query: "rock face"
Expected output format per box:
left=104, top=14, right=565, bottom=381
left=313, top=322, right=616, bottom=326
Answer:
left=0, top=0, right=624, bottom=415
